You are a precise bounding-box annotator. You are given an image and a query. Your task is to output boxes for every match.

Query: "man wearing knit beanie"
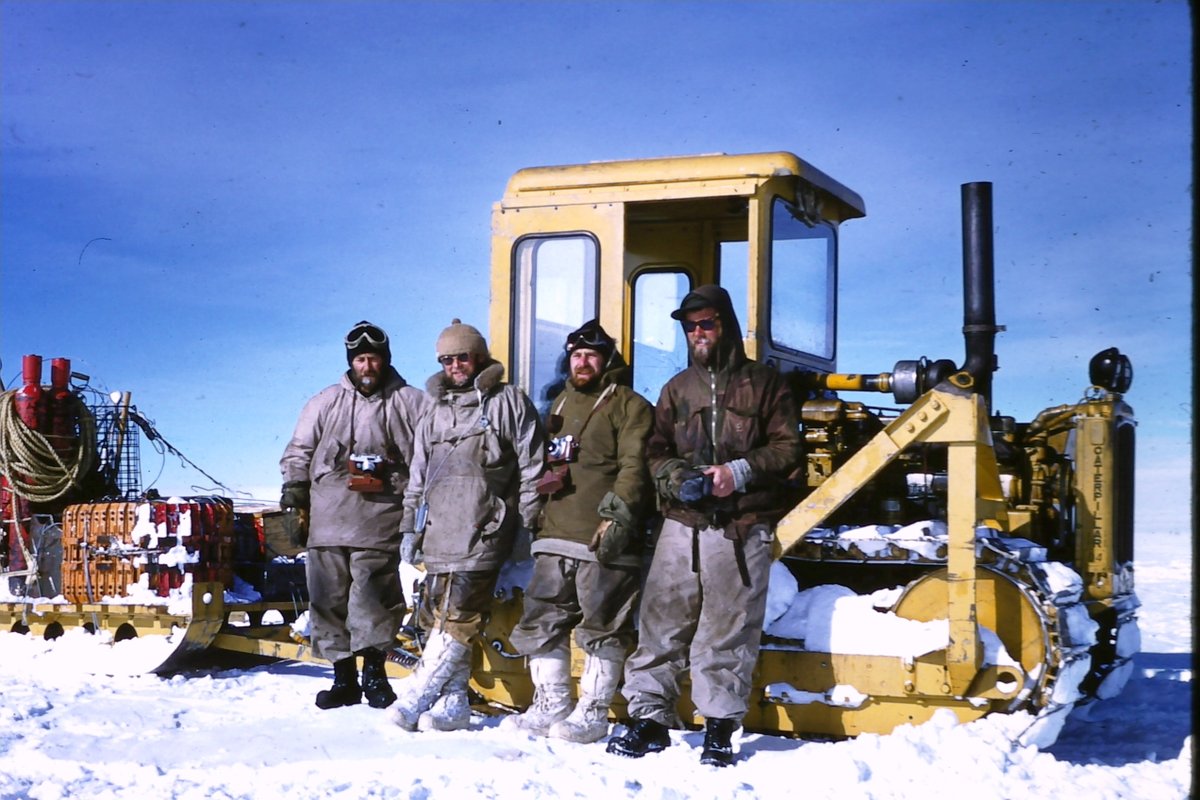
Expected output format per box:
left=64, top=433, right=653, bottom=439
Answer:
left=390, top=319, right=546, bottom=733
left=280, top=320, right=428, bottom=712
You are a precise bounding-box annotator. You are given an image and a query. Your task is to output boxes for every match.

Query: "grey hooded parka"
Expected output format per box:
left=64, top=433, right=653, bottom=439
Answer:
left=280, top=366, right=428, bottom=550
left=401, top=360, right=546, bottom=574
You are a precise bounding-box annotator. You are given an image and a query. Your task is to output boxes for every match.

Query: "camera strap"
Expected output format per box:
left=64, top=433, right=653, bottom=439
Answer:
left=551, top=382, right=617, bottom=440
left=347, top=386, right=396, bottom=459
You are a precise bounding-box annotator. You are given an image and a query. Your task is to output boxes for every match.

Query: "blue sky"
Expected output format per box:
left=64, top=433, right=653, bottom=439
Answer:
left=1, top=1, right=1191, bottom=533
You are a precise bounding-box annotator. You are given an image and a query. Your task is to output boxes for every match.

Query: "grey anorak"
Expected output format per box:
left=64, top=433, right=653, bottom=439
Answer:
left=402, top=361, right=546, bottom=574
left=280, top=367, right=428, bottom=550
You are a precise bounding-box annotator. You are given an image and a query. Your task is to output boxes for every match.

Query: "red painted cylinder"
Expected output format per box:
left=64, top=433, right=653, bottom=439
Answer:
left=13, top=354, right=44, bottom=430
left=47, top=357, right=76, bottom=455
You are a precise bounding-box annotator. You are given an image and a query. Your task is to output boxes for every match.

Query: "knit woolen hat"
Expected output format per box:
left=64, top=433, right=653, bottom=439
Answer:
left=436, top=318, right=489, bottom=359
left=345, top=320, right=391, bottom=366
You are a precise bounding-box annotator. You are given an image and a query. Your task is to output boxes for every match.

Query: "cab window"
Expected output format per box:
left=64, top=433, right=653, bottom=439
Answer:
left=632, top=270, right=691, bottom=404
left=769, top=197, right=836, bottom=361
left=511, top=234, right=599, bottom=412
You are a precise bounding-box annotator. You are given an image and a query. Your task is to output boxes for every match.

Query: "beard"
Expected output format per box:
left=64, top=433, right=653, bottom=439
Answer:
left=569, top=370, right=600, bottom=390
left=353, top=371, right=380, bottom=395
left=689, top=338, right=715, bottom=368
left=446, top=363, right=476, bottom=388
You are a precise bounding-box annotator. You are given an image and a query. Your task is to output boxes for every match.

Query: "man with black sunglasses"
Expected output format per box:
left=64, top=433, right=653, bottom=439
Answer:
left=606, top=285, right=802, bottom=767
left=390, top=319, right=546, bottom=733
left=280, top=320, right=428, bottom=711
left=502, top=319, right=653, bottom=744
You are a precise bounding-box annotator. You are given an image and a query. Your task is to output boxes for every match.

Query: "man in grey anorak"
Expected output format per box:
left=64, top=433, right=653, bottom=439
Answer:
left=606, top=285, right=803, bottom=766
left=280, top=321, right=428, bottom=710
left=390, top=319, right=546, bottom=732
left=503, top=320, right=653, bottom=743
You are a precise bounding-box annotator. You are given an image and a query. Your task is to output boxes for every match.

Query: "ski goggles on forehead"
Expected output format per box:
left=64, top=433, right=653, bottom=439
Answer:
left=566, top=330, right=612, bottom=353
left=345, top=324, right=388, bottom=348
left=680, top=316, right=719, bottom=333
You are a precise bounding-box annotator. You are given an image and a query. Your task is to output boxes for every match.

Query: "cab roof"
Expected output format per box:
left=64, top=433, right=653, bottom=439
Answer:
left=502, top=151, right=866, bottom=222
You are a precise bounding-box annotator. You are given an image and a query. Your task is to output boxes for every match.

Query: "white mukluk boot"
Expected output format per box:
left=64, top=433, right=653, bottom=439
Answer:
left=388, top=631, right=470, bottom=731
left=417, top=655, right=472, bottom=731
left=499, top=646, right=573, bottom=736
left=548, top=655, right=622, bottom=743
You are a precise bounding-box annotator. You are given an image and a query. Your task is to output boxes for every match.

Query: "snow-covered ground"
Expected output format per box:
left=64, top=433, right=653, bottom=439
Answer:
left=0, top=530, right=1191, bottom=800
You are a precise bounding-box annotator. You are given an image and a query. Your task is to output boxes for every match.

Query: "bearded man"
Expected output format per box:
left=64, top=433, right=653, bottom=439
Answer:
left=606, top=285, right=802, bottom=767
left=501, top=319, right=653, bottom=743
left=390, top=319, right=546, bottom=732
left=280, top=321, right=428, bottom=711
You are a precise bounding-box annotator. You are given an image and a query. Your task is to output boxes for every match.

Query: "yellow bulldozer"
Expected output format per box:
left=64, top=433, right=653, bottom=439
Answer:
left=1, top=151, right=1138, bottom=741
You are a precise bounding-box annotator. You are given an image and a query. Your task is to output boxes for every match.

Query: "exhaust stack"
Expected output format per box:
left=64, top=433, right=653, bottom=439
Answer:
left=961, top=182, right=1001, bottom=413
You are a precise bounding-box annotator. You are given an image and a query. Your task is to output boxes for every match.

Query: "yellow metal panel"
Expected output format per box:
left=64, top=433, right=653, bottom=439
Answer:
left=1073, top=398, right=1134, bottom=601
left=502, top=179, right=767, bottom=210
left=945, top=442, right=982, bottom=693
left=500, top=152, right=865, bottom=221
left=506, top=152, right=802, bottom=193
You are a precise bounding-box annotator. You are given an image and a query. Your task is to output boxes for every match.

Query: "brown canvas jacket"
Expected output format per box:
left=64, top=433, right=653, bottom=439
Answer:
left=647, top=286, right=803, bottom=538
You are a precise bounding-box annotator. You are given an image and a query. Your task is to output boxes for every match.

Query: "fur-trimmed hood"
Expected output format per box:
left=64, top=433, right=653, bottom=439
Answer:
left=425, top=359, right=506, bottom=400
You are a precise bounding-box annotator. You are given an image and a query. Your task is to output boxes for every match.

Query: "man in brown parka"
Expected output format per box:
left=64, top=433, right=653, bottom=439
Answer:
left=280, top=321, right=428, bottom=710
left=606, top=285, right=803, bottom=767
left=503, top=320, right=654, bottom=743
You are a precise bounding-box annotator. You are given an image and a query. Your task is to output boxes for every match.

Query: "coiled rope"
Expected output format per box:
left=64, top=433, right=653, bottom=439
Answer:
left=0, top=390, right=97, bottom=503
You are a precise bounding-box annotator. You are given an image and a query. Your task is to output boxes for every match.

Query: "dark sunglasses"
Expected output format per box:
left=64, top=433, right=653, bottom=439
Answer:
left=438, top=353, right=472, bottom=366
left=681, top=317, right=719, bottom=333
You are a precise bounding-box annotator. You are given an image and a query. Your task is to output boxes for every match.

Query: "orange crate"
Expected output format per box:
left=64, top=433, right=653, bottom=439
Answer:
left=61, top=556, right=140, bottom=603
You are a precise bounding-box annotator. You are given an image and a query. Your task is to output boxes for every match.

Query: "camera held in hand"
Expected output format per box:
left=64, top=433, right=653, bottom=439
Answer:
left=348, top=452, right=390, bottom=493
left=677, top=467, right=714, bottom=504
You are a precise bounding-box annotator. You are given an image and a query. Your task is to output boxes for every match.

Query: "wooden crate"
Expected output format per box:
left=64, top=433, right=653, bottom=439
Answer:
left=59, top=497, right=238, bottom=599
left=61, top=556, right=140, bottom=603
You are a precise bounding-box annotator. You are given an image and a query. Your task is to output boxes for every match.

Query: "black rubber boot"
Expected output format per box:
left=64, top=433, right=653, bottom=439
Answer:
left=360, top=647, right=398, bottom=709
left=699, top=718, right=738, bottom=767
left=605, top=718, right=671, bottom=758
left=315, top=656, right=362, bottom=709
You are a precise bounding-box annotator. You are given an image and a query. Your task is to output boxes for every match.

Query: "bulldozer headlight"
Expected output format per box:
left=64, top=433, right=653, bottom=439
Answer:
left=1088, top=347, right=1133, bottom=393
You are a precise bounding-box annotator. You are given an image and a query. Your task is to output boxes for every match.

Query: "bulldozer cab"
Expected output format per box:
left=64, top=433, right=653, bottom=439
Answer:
left=488, top=152, right=866, bottom=410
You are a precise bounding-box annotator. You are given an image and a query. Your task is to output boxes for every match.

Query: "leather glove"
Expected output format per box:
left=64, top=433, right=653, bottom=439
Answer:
left=400, top=531, right=423, bottom=566
left=589, top=519, right=633, bottom=566
left=280, top=480, right=311, bottom=511
left=675, top=469, right=713, bottom=503
left=282, top=507, right=309, bottom=548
